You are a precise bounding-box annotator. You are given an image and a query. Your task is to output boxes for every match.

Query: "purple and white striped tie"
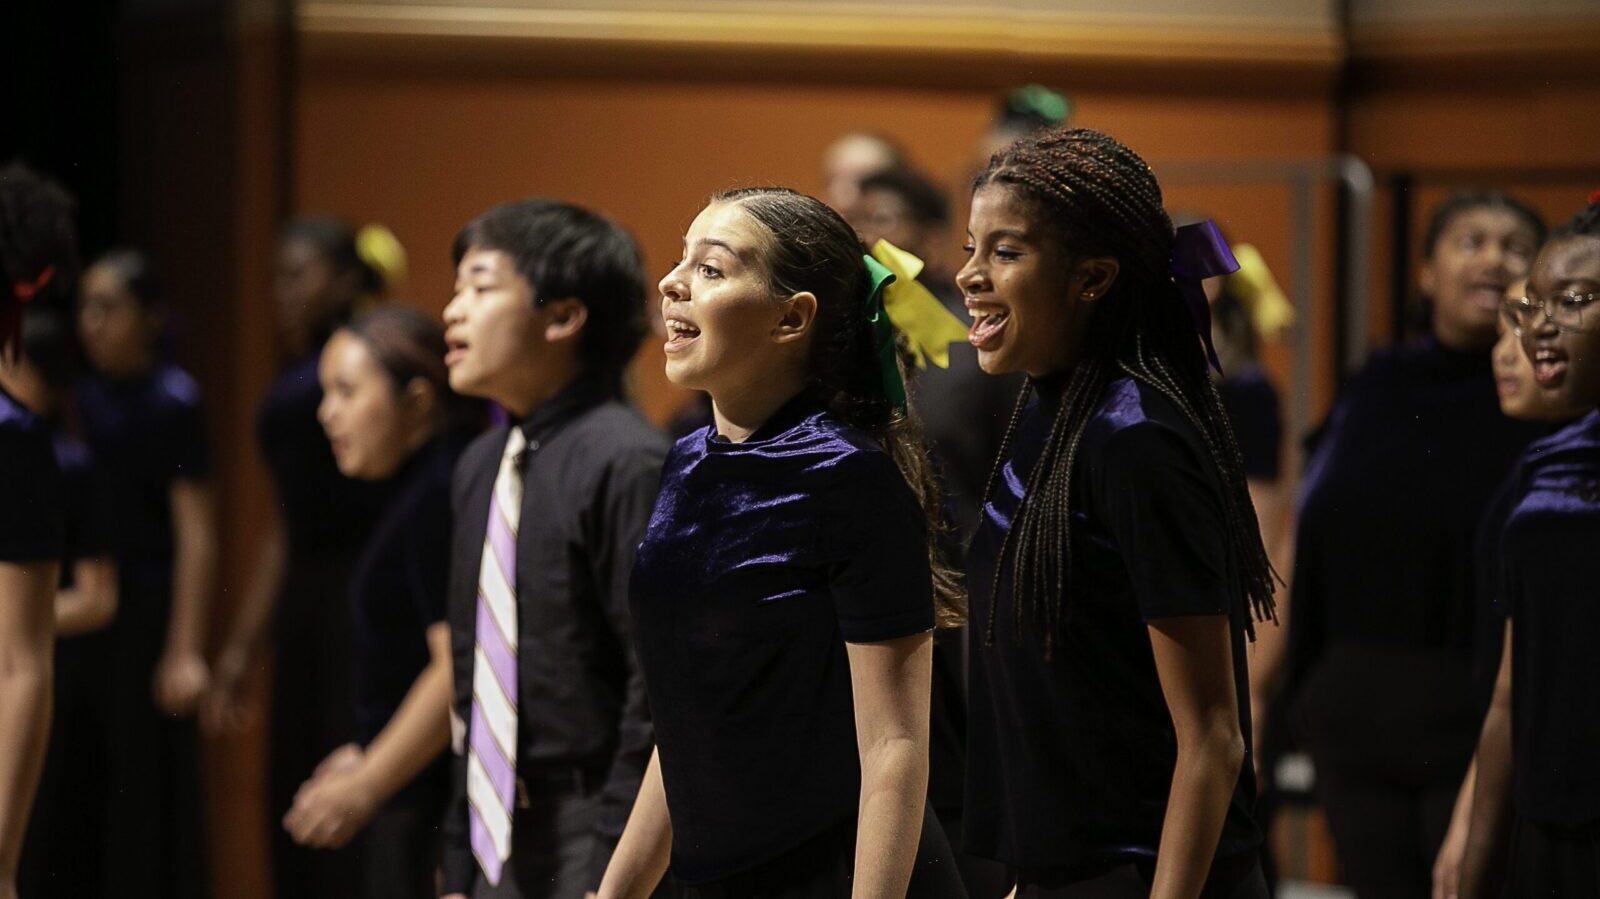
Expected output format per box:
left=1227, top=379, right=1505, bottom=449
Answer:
left=469, top=427, right=526, bottom=886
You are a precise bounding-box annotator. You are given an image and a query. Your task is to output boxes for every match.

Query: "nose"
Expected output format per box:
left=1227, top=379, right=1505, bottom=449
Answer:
left=316, top=394, right=334, bottom=427
left=956, top=256, right=985, bottom=296
left=659, top=264, right=688, bottom=304
left=442, top=290, right=466, bottom=325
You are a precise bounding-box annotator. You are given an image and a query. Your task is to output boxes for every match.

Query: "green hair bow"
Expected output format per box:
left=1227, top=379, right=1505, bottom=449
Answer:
left=861, top=240, right=971, bottom=414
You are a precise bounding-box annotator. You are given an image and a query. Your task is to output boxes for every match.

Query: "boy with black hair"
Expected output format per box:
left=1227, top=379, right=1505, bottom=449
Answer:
left=439, top=198, right=666, bottom=899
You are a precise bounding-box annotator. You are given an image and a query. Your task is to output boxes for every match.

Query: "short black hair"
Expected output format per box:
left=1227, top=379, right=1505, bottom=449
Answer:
left=282, top=214, right=381, bottom=296
left=92, top=248, right=165, bottom=310
left=1551, top=200, right=1600, bottom=241
left=0, top=162, right=79, bottom=312
left=859, top=167, right=950, bottom=226
left=19, top=306, right=80, bottom=389
left=1421, top=189, right=1545, bottom=258
left=452, top=199, right=647, bottom=393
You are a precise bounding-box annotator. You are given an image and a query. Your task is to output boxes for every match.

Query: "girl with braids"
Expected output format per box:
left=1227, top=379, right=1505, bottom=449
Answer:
left=598, top=187, right=965, bottom=899
left=958, top=127, right=1274, bottom=898
left=0, top=162, right=74, bottom=899
left=1284, top=191, right=1545, bottom=899
left=76, top=248, right=218, bottom=898
left=1456, top=201, right=1600, bottom=898
left=206, top=215, right=400, bottom=899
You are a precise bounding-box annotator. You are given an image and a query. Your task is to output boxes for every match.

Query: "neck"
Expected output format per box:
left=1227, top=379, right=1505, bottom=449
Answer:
left=500, top=368, right=582, bottom=420
left=1432, top=320, right=1493, bottom=354
left=709, top=370, right=808, bottom=443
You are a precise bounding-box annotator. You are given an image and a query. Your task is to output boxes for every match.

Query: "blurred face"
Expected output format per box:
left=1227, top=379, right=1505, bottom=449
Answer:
left=1520, top=235, right=1600, bottom=411
left=274, top=237, right=348, bottom=350
left=1421, top=207, right=1540, bottom=350
left=956, top=184, right=1107, bottom=378
left=850, top=187, right=931, bottom=261
left=443, top=247, right=577, bottom=415
left=316, top=331, right=417, bottom=480
left=78, top=263, right=158, bottom=377
left=821, top=134, right=898, bottom=218
left=658, top=201, right=809, bottom=397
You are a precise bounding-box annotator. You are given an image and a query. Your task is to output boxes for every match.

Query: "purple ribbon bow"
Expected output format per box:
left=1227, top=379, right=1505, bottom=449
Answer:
left=1171, top=220, right=1240, bottom=376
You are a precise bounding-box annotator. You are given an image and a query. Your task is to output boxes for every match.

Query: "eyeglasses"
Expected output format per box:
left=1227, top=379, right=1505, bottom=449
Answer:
left=1501, top=292, right=1599, bottom=336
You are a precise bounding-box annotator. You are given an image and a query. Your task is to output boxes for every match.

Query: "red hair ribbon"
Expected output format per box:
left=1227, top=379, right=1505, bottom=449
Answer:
left=1588, top=189, right=1600, bottom=205
left=12, top=265, right=55, bottom=302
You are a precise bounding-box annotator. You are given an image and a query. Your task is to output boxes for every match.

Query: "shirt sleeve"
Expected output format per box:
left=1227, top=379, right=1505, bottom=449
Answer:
left=167, top=391, right=212, bottom=482
left=1094, top=419, right=1232, bottom=621
left=0, top=427, right=64, bottom=562
left=581, top=440, right=667, bottom=889
left=829, top=449, right=934, bottom=643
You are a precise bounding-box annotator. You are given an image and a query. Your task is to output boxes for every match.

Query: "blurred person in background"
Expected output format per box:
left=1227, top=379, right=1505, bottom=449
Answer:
left=75, top=247, right=216, bottom=898
left=820, top=130, right=906, bottom=221
left=0, top=161, right=74, bottom=899
left=283, top=306, right=483, bottom=899
left=1284, top=191, right=1546, bottom=899
left=206, top=216, right=402, bottom=899
left=976, top=85, right=1072, bottom=165
left=7, top=306, right=117, bottom=899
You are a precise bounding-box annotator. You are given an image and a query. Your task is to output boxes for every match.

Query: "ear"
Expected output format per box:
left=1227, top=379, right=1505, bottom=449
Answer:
left=772, top=291, right=818, bottom=345
left=1418, top=259, right=1439, bottom=300
left=401, top=376, right=438, bottom=425
left=1074, top=256, right=1120, bottom=303
left=541, top=297, right=589, bottom=344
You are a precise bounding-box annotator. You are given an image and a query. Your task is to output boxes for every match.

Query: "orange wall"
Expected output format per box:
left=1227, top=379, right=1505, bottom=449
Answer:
left=293, top=67, right=1338, bottom=426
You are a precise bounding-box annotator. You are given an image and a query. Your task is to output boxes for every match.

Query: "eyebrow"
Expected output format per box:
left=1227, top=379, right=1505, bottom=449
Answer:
left=692, top=238, right=747, bottom=261
left=967, top=227, right=1032, bottom=241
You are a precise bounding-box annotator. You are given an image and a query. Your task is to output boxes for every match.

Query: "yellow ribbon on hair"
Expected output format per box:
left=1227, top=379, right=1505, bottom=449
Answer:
left=868, top=239, right=969, bottom=369
left=356, top=223, right=408, bottom=298
left=1224, top=244, right=1295, bottom=341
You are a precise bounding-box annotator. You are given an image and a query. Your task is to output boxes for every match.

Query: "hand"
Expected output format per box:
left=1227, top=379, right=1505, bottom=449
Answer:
left=201, top=642, right=255, bottom=734
left=283, top=767, right=379, bottom=849
left=1432, top=814, right=1469, bottom=899
left=153, top=648, right=210, bottom=716
left=313, top=743, right=365, bottom=780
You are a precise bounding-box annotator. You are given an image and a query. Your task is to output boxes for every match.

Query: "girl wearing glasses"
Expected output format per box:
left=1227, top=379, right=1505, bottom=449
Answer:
left=1284, top=191, right=1545, bottom=897
left=1458, top=201, right=1600, bottom=897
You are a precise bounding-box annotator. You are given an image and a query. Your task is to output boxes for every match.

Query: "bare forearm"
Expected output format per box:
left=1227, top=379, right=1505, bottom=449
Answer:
left=53, top=559, right=116, bottom=636
left=168, top=484, right=217, bottom=653
left=354, top=660, right=452, bottom=802
left=598, top=748, right=673, bottom=899
left=1460, top=706, right=1513, bottom=899
left=852, top=738, right=926, bottom=899
left=222, top=523, right=286, bottom=661
left=0, top=562, right=56, bottom=878
left=1150, top=732, right=1246, bottom=899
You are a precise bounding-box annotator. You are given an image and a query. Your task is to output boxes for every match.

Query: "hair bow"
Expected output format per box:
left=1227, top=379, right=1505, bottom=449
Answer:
left=1171, top=221, right=1239, bottom=375
left=861, top=254, right=908, bottom=413
left=356, top=223, right=407, bottom=296
left=1225, top=244, right=1295, bottom=341
left=868, top=240, right=969, bottom=369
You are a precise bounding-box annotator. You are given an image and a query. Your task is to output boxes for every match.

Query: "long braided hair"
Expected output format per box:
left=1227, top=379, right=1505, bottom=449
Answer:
left=713, top=187, right=965, bottom=627
left=975, top=128, right=1276, bottom=656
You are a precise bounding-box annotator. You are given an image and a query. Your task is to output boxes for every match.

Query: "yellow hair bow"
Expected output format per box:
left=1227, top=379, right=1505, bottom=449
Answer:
left=868, top=240, right=969, bottom=369
left=1225, top=244, right=1294, bottom=341
left=356, top=223, right=408, bottom=297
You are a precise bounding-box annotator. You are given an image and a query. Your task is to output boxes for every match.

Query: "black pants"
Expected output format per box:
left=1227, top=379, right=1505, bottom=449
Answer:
left=1502, top=817, right=1600, bottom=897
left=1018, top=858, right=1266, bottom=899
left=269, top=558, right=362, bottom=899
left=1297, top=645, right=1478, bottom=899
left=17, top=633, right=113, bottom=898
left=677, top=803, right=966, bottom=899
left=473, top=791, right=606, bottom=899
left=102, top=577, right=209, bottom=899
left=364, top=767, right=449, bottom=899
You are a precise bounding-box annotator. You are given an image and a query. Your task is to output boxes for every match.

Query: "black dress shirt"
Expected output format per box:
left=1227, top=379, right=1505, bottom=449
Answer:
left=441, top=377, right=667, bottom=895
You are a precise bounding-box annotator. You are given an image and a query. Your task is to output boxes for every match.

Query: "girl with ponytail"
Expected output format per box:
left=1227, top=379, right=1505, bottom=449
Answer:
left=598, top=188, right=964, bottom=898
left=959, top=127, right=1274, bottom=898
